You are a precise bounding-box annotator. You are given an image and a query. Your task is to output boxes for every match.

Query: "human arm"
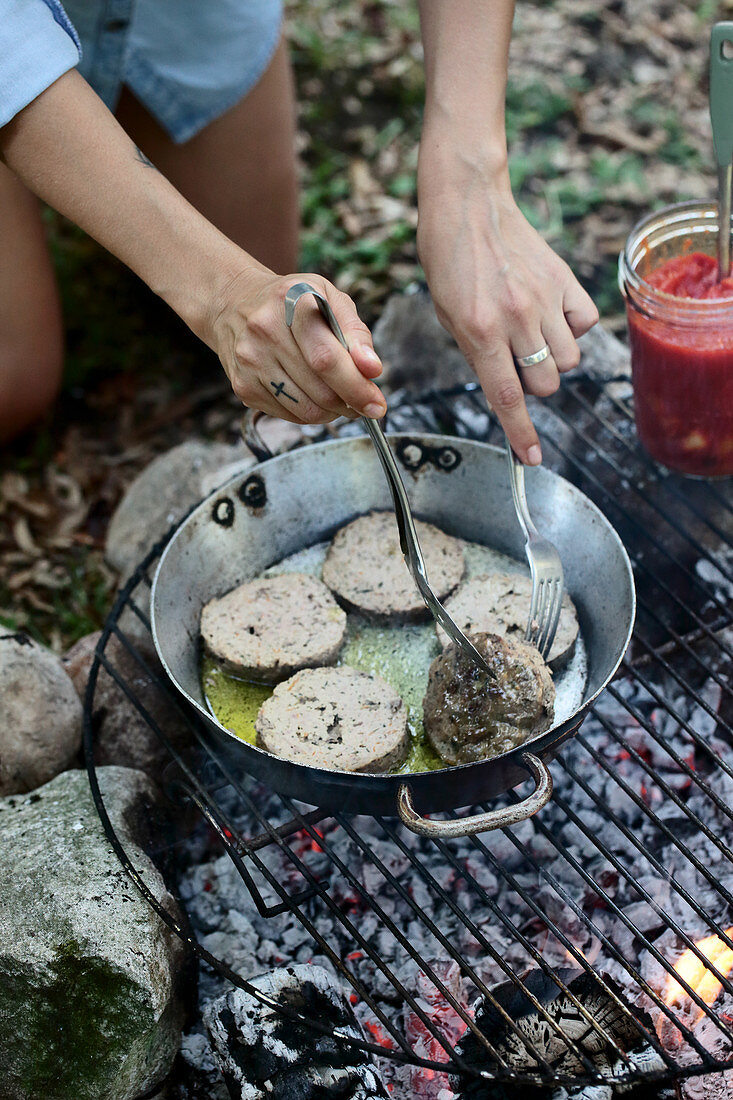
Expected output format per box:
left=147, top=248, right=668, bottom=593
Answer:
left=0, top=67, right=385, bottom=424
left=417, top=0, right=598, bottom=464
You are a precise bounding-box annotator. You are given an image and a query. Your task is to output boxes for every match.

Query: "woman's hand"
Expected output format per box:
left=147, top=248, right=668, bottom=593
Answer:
left=416, top=0, right=599, bottom=465
left=209, top=267, right=386, bottom=424
left=418, top=169, right=598, bottom=465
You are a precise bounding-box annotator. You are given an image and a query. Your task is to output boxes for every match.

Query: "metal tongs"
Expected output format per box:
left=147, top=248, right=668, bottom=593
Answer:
left=285, top=282, right=494, bottom=678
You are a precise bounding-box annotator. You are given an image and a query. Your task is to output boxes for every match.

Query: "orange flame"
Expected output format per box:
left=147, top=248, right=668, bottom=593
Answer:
left=664, top=927, right=733, bottom=1021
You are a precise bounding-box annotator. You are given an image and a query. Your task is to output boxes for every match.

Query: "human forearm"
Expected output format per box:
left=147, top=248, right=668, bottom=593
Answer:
left=418, top=0, right=514, bottom=189
left=0, top=68, right=387, bottom=424
left=0, top=69, right=253, bottom=344
left=415, top=1, right=597, bottom=464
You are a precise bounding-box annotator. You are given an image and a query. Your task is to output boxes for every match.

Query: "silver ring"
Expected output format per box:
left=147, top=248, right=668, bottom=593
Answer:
left=514, top=345, right=550, bottom=368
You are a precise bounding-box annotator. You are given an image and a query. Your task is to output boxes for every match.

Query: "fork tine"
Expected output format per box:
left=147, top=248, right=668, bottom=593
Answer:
left=525, top=573, right=542, bottom=646
left=530, top=580, right=548, bottom=646
left=537, top=577, right=563, bottom=661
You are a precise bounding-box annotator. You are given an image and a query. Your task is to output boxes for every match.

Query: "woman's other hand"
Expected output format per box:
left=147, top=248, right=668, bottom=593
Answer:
left=418, top=167, right=598, bottom=464
left=417, top=0, right=599, bottom=466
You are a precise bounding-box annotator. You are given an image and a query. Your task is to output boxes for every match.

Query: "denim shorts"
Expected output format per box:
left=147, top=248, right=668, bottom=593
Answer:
left=62, top=0, right=283, bottom=143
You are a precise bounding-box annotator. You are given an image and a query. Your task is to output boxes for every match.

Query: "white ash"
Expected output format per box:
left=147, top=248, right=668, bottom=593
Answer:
left=203, top=965, right=388, bottom=1099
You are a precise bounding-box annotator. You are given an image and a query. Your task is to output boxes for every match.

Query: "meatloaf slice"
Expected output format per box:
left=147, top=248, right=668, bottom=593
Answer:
left=423, top=632, right=555, bottom=765
left=322, top=510, right=465, bottom=619
left=436, top=572, right=579, bottom=668
left=255, top=665, right=409, bottom=773
left=201, top=573, right=346, bottom=683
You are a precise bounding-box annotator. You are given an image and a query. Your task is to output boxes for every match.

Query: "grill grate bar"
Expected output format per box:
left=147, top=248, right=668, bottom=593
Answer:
left=314, top=813, right=577, bottom=1077
left=581, top=709, right=733, bottom=886
left=191, top=768, right=453, bottom=1063
left=461, top=816, right=714, bottom=1066
left=491, top=796, right=727, bottom=1064
left=377, top=816, right=652, bottom=1074
left=607, top=673, right=733, bottom=824
left=632, top=621, right=730, bottom=669
left=334, top=811, right=616, bottom=1077
left=625, top=629, right=732, bottom=738
left=632, top=594, right=733, bottom=701
left=568, top=384, right=733, bottom=553
left=558, top=740, right=733, bottom=955
left=538, top=389, right=733, bottom=589
left=195, top=750, right=490, bottom=1073
left=533, top=780, right=733, bottom=1052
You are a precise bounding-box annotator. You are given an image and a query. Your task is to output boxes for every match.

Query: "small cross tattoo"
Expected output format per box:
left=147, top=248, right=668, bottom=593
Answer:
left=270, top=381, right=298, bottom=402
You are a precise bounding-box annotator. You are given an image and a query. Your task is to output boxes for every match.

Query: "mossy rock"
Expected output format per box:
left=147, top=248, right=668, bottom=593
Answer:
left=0, top=768, right=187, bottom=1100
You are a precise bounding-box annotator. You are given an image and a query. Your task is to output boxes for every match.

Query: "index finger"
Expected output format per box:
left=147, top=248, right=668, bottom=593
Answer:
left=288, top=294, right=386, bottom=418
left=475, top=346, right=542, bottom=466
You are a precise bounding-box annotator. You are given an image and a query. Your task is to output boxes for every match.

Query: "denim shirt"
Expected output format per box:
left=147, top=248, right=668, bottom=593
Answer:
left=0, top=1, right=81, bottom=128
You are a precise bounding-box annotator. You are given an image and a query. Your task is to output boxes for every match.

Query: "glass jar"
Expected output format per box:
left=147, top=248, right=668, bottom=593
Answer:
left=618, top=201, right=733, bottom=477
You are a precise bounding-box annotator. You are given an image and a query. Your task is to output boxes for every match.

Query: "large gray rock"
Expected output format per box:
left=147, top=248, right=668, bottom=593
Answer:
left=203, top=964, right=388, bottom=1099
left=63, top=632, right=186, bottom=776
left=0, top=767, right=187, bottom=1100
left=373, top=286, right=474, bottom=393
left=0, top=632, right=82, bottom=795
left=106, top=441, right=254, bottom=579
left=373, top=288, right=630, bottom=396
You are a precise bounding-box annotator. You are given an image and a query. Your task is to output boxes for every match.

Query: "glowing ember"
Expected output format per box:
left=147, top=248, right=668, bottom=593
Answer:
left=664, top=928, right=733, bottom=1020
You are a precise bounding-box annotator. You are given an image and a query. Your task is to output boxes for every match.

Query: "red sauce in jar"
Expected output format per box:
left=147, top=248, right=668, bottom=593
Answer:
left=627, top=251, right=733, bottom=476
left=646, top=251, right=733, bottom=299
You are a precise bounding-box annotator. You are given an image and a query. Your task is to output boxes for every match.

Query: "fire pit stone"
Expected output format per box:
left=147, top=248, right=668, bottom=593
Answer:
left=0, top=632, right=82, bottom=796
left=0, top=766, right=187, bottom=1100
left=65, top=631, right=187, bottom=776
left=105, top=440, right=255, bottom=581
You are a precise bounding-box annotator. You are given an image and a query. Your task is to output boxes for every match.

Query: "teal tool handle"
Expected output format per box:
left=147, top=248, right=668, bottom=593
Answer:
left=710, top=23, right=733, bottom=167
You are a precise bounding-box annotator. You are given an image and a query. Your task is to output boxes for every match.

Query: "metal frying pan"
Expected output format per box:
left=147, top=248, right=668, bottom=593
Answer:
left=150, top=432, right=635, bottom=838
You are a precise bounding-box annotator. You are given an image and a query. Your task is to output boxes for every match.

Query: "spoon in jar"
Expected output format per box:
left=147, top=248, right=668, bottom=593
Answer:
left=710, top=23, right=733, bottom=280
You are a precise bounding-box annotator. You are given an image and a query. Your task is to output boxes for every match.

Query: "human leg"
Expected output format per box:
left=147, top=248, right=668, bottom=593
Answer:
left=0, top=163, right=63, bottom=442
left=115, top=38, right=299, bottom=274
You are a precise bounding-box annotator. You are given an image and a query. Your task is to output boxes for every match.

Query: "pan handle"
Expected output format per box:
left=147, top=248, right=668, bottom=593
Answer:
left=396, top=752, right=553, bottom=838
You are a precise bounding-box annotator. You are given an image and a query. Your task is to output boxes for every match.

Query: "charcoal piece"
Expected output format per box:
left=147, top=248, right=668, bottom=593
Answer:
left=203, top=964, right=388, bottom=1099
left=454, top=969, right=661, bottom=1097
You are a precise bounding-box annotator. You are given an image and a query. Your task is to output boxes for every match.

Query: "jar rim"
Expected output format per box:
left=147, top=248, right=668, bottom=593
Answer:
left=619, top=200, right=733, bottom=311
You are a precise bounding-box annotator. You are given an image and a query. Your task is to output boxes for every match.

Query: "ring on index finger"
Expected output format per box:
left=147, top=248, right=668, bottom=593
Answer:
left=514, top=345, right=551, bottom=368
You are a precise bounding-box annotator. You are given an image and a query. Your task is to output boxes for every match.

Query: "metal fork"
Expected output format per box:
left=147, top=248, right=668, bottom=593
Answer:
left=285, top=282, right=494, bottom=679
left=505, top=436, right=564, bottom=661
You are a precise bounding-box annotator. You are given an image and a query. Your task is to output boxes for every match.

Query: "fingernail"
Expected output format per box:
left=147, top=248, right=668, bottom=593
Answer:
left=527, top=444, right=542, bottom=466
left=360, top=346, right=381, bottom=365
left=364, top=402, right=386, bottom=418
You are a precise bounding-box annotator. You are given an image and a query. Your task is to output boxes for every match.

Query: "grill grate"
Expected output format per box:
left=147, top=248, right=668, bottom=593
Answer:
left=84, top=378, right=733, bottom=1092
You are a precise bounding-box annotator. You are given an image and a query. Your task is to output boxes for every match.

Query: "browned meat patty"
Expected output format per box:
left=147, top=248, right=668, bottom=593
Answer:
left=436, top=572, right=579, bottom=668
left=255, top=665, right=409, bottom=772
left=423, top=633, right=555, bottom=765
left=322, top=510, right=465, bottom=619
left=201, top=573, right=346, bottom=683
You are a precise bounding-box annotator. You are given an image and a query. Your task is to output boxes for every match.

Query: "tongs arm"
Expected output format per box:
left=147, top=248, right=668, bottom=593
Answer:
left=284, top=282, right=493, bottom=678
